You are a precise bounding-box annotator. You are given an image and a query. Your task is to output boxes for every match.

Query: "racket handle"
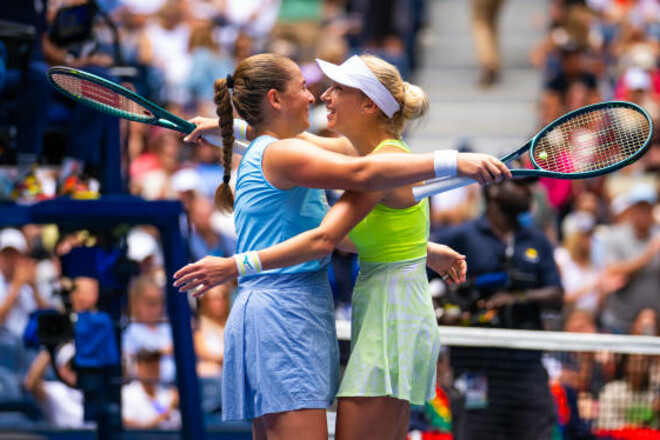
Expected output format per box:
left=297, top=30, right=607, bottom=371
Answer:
left=412, top=177, right=475, bottom=201
left=200, top=133, right=249, bottom=155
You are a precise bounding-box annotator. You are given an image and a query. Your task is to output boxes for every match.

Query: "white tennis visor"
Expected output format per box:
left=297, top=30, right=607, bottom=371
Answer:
left=316, top=55, right=401, bottom=119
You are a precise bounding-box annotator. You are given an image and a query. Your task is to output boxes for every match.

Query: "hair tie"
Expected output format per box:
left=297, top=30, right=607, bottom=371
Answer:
left=226, top=74, right=234, bottom=89
left=223, top=174, right=231, bottom=184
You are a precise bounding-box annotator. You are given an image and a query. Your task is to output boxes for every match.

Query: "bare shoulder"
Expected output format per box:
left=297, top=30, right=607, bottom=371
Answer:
left=268, top=138, right=320, bottom=155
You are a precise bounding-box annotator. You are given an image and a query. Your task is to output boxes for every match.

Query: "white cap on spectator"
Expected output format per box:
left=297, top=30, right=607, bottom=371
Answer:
left=127, top=228, right=162, bottom=264
left=562, top=212, right=596, bottom=237
left=0, top=228, right=27, bottom=253
left=631, top=48, right=657, bottom=71
left=612, top=182, right=657, bottom=215
left=55, top=342, right=75, bottom=369
left=316, top=55, right=401, bottom=118
left=624, top=67, right=651, bottom=91
left=171, top=168, right=202, bottom=194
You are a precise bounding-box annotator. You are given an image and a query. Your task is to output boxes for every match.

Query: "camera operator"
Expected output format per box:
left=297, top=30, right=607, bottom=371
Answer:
left=432, top=177, right=563, bottom=440
left=22, top=274, right=101, bottom=428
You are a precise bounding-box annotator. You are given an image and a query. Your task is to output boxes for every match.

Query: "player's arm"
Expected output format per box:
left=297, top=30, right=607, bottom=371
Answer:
left=264, top=139, right=510, bottom=191
left=296, top=132, right=358, bottom=155
left=174, top=190, right=385, bottom=296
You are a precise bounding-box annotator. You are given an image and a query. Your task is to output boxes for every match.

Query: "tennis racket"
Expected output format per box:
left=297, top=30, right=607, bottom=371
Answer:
left=46, top=66, right=248, bottom=155
left=413, top=101, right=653, bottom=201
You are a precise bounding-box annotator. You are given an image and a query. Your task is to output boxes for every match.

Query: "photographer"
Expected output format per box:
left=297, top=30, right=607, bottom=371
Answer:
left=432, top=177, right=563, bottom=440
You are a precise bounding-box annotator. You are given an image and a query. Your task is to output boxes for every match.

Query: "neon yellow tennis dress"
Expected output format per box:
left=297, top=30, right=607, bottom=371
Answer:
left=339, top=139, right=441, bottom=405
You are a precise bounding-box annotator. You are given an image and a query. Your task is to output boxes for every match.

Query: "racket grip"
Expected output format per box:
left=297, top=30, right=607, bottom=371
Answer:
left=412, top=177, right=475, bottom=201
left=200, top=133, right=248, bottom=155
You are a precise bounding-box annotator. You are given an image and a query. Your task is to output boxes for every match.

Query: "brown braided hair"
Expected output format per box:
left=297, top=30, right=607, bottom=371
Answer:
left=213, top=77, right=235, bottom=212
left=212, top=53, right=294, bottom=212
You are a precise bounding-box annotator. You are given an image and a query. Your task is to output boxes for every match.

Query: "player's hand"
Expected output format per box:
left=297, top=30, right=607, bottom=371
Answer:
left=427, top=243, right=467, bottom=285
left=484, top=292, right=516, bottom=309
left=456, top=153, right=512, bottom=185
left=183, top=117, right=219, bottom=144
left=173, top=256, right=237, bottom=297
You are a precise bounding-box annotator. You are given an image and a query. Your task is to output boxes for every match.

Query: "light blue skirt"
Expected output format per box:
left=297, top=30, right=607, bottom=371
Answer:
left=221, top=270, right=339, bottom=421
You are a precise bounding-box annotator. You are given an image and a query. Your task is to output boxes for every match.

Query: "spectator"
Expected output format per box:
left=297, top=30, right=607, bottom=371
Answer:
left=0, top=228, right=48, bottom=339
left=470, top=0, right=507, bottom=87
left=555, top=310, right=615, bottom=398
left=23, top=342, right=85, bottom=428
left=629, top=307, right=660, bottom=390
left=186, top=23, right=233, bottom=114
left=546, top=313, right=600, bottom=440
left=554, top=212, right=624, bottom=316
left=194, top=282, right=233, bottom=377
left=271, top=0, right=324, bottom=62
left=126, top=227, right=166, bottom=285
left=630, top=307, right=659, bottom=337
left=222, top=0, right=280, bottom=49
left=600, top=183, right=660, bottom=334
left=597, top=354, right=660, bottom=430
left=188, top=142, right=224, bottom=201
left=130, top=128, right=182, bottom=200
left=123, top=276, right=175, bottom=383
left=42, top=0, right=117, bottom=195
left=188, top=195, right=234, bottom=260
left=70, top=276, right=99, bottom=313
left=615, top=66, right=660, bottom=119
left=433, top=177, right=563, bottom=440
left=541, top=44, right=600, bottom=126
left=122, top=349, right=180, bottom=430
left=137, top=0, right=191, bottom=105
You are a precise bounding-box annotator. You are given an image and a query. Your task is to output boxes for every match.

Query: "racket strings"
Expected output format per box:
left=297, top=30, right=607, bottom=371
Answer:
left=534, top=106, right=650, bottom=174
left=50, top=73, right=154, bottom=122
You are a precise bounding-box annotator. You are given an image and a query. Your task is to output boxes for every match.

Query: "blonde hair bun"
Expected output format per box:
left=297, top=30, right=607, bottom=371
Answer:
left=401, top=82, right=429, bottom=120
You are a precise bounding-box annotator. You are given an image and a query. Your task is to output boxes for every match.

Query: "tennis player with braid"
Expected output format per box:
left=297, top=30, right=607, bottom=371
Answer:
left=174, top=53, right=510, bottom=440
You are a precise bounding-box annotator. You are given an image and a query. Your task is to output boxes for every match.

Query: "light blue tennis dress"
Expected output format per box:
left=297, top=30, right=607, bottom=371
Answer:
left=221, top=135, right=339, bottom=421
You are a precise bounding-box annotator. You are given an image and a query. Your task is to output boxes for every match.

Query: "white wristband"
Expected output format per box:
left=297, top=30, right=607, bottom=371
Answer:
left=433, top=149, right=458, bottom=178
left=233, top=119, right=248, bottom=141
left=234, top=251, right=262, bottom=276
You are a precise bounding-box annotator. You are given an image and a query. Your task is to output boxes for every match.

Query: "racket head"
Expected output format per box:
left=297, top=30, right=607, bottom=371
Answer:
left=527, top=101, right=653, bottom=178
left=47, top=66, right=194, bottom=132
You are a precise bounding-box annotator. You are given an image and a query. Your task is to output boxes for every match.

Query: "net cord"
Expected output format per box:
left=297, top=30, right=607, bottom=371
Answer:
left=336, top=322, right=660, bottom=355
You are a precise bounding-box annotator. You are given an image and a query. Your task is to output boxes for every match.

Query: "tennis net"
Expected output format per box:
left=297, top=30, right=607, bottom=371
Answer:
left=336, top=323, right=660, bottom=439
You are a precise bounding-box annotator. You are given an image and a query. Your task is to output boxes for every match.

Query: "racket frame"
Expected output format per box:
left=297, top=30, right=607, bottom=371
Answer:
left=47, top=66, right=197, bottom=132
left=414, top=101, right=653, bottom=200
left=47, top=66, right=249, bottom=154
left=521, top=100, right=654, bottom=179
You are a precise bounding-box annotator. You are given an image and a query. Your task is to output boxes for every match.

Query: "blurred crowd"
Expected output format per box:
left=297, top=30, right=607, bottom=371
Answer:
left=0, top=0, right=428, bottom=431
left=0, top=0, right=426, bottom=201
left=2, top=0, right=660, bottom=436
left=422, top=0, right=660, bottom=437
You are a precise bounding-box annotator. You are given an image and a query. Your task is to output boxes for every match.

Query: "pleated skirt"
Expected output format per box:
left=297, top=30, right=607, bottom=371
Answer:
left=337, top=257, right=441, bottom=405
left=221, top=270, right=339, bottom=421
